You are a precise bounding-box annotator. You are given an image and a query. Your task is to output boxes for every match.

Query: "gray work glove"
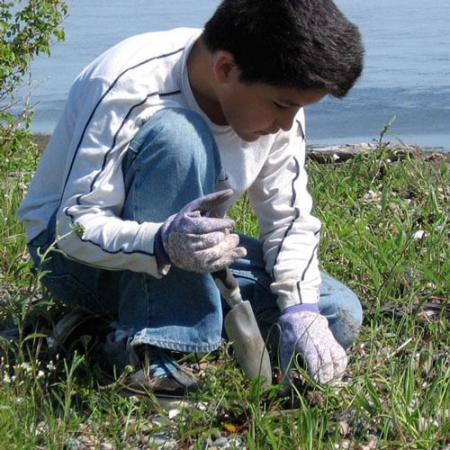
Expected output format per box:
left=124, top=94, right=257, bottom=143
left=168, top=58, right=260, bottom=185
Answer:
left=154, top=189, right=246, bottom=274
left=279, top=304, right=348, bottom=384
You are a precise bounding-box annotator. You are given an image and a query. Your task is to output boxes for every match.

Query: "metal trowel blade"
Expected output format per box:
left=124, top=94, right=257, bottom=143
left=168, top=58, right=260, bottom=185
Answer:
left=224, top=300, right=272, bottom=386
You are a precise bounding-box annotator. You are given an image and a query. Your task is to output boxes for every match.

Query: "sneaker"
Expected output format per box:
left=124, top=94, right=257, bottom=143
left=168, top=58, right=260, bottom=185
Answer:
left=96, top=332, right=199, bottom=400
left=52, top=310, right=112, bottom=356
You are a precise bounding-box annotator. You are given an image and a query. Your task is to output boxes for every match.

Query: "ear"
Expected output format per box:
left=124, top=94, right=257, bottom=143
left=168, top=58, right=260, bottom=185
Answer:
left=211, top=50, right=237, bottom=84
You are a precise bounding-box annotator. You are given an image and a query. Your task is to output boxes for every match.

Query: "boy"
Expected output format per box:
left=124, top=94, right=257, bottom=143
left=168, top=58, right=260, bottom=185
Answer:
left=18, top=0, right=364, bottom=396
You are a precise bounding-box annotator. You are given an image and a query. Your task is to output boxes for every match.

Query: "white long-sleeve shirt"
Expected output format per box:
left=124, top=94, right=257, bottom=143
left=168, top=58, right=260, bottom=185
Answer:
left=18, top=28, right=322, bottom=310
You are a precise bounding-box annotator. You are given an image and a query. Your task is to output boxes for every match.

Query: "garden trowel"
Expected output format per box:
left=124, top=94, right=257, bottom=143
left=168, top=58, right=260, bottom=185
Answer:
left=212, top=268, right=272, bottom=387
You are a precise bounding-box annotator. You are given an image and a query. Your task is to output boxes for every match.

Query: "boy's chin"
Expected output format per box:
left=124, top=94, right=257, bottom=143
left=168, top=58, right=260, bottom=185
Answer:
left=243, top=135, right=260, bottom=143
left=235, top=130, right=261, bottom=142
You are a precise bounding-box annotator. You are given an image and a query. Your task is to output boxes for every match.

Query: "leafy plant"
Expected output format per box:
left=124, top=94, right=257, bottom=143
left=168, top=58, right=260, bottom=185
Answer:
left=0, top=0, right=67, bottom=171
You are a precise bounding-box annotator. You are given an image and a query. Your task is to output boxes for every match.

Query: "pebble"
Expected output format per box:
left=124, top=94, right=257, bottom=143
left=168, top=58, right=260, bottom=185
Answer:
left=65, top=438, right=79, bottom=450
left=362, top=190, right=381, bottom=202
left=147, top=431, right=177, bottom=449
left=211, top=435, right=246, bottom=449
left=100, top=443, right=114, bottom=450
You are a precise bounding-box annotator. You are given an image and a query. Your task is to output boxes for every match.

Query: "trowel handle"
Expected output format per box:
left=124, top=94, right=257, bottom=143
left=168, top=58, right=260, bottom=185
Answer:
left=212, top=267, right=238, bottom=290
left=212, top=268, right=243, bottom=307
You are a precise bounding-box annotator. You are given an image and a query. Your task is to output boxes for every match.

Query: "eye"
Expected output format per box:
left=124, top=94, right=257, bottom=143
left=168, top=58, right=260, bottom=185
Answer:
left=273, top=101, right=290, bottom=109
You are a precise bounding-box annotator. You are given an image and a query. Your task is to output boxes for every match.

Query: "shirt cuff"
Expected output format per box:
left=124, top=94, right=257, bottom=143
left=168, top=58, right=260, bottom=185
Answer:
left=153, top=224, right=171, bottom=275
left=281, top=303, right=320, bottom=316
left=276, top=286, right=320, bottom=310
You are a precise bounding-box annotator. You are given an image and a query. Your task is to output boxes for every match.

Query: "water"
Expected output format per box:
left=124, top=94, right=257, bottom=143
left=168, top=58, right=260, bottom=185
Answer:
left=23, top=0, right=450, bottom=150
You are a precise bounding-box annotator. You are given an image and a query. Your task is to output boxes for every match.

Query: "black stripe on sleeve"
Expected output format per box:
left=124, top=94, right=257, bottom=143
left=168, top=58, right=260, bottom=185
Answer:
left=271, top=156, right=301, bottom=278
left=59, top=46, right=185, bottom=208
left=296, top=119, right=305, bottom=140
left=64, top=89, right=181, bottom=257
left=76, top=89, right=181, bottom=204
left=271, top=154, right=321, bottom=303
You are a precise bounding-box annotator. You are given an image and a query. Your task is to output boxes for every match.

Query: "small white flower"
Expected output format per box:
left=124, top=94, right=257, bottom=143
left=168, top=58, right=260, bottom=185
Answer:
left=413, top=230, right=425, bottom=240
left=19, top=362, right=32, bottom=373
left=197, top=402, right=208, bottom=411
left=168, top=409, right=181, bottom=419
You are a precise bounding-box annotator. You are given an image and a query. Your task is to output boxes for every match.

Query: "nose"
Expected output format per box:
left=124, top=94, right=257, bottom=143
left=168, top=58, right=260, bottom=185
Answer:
left=277, top=108, right=298, bottom=132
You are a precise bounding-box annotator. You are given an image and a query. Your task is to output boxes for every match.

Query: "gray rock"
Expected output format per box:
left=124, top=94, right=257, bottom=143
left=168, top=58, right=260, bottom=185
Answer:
left=212, top=435, right=246, bottom=449
left=147, top=431, right=177, bottom=449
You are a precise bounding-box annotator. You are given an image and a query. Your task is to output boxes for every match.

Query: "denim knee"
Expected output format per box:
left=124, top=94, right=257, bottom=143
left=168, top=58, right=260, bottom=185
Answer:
left=319, top=276, right=363, bottom=349
left=335, top=293, right=363, bottom=349
left=128, top=107, right=221, bottom=183
left=122, top=107, right=222, bottom=222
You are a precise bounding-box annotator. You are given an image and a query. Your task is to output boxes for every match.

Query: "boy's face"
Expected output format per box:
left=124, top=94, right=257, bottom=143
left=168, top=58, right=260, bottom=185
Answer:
left=215, top=65, right=326, bottom=142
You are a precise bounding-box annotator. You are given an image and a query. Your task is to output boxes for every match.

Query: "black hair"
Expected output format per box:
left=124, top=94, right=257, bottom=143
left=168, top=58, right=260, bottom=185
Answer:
left=203, top=0, right=364, bottom=97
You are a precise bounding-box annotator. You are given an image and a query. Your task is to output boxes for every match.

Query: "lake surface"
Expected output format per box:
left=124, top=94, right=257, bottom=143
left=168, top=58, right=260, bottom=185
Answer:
left=23, top=0, right=450, bottom=150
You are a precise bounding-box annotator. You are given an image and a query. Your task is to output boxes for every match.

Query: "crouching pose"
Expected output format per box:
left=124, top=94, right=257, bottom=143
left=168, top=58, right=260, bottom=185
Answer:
left=18, top=0, right=364, bottom=396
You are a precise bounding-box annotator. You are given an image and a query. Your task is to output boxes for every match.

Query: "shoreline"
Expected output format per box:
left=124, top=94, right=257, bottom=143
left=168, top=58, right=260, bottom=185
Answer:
left=31, top=134, right=450, bottom=162
left=305, top=142, right=450, bottom=163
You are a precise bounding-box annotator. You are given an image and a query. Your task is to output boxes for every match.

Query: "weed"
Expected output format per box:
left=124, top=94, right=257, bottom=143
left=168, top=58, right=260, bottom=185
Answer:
left=0, top=142, right=448, bottom=448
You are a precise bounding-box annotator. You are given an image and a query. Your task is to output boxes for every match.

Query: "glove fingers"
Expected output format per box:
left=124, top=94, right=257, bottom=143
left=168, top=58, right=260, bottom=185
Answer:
left=203, top=246, right=247, bottom=272
left=231, top=245, right=247, bottom=259
left=198, top=234, right=242, bottom=264
left=313, top=346, right=334, bottom=384
left=166, top=232, right=245, bottom=272
left=182, top=231, right=226, bottom=251
left=181, top=189, right=234, bottom=214
left=308, top=337, right=347, bottom=384
left=332, top=346, right=348, bottom=380
left=279, top=311, right=349, bottom=386
left=213, top=245, right=247, bottom=265
left=177, top=215, right=235, bottom=234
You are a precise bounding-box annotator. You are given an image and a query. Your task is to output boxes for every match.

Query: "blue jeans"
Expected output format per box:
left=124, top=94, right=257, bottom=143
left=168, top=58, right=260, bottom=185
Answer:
left=28, top=108, right=363, bottom=354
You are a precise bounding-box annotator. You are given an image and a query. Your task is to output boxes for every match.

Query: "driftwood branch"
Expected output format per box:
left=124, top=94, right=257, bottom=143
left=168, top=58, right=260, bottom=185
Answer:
left=305, top=143, right=423, bottom=163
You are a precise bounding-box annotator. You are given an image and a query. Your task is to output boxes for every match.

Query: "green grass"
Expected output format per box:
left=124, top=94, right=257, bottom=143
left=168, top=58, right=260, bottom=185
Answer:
left=0, top=144, right=449, bottom=449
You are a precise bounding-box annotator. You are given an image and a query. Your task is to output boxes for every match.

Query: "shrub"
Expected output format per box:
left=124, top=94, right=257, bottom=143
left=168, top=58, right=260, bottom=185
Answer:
left=0, top=0, right=67, bottom=171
